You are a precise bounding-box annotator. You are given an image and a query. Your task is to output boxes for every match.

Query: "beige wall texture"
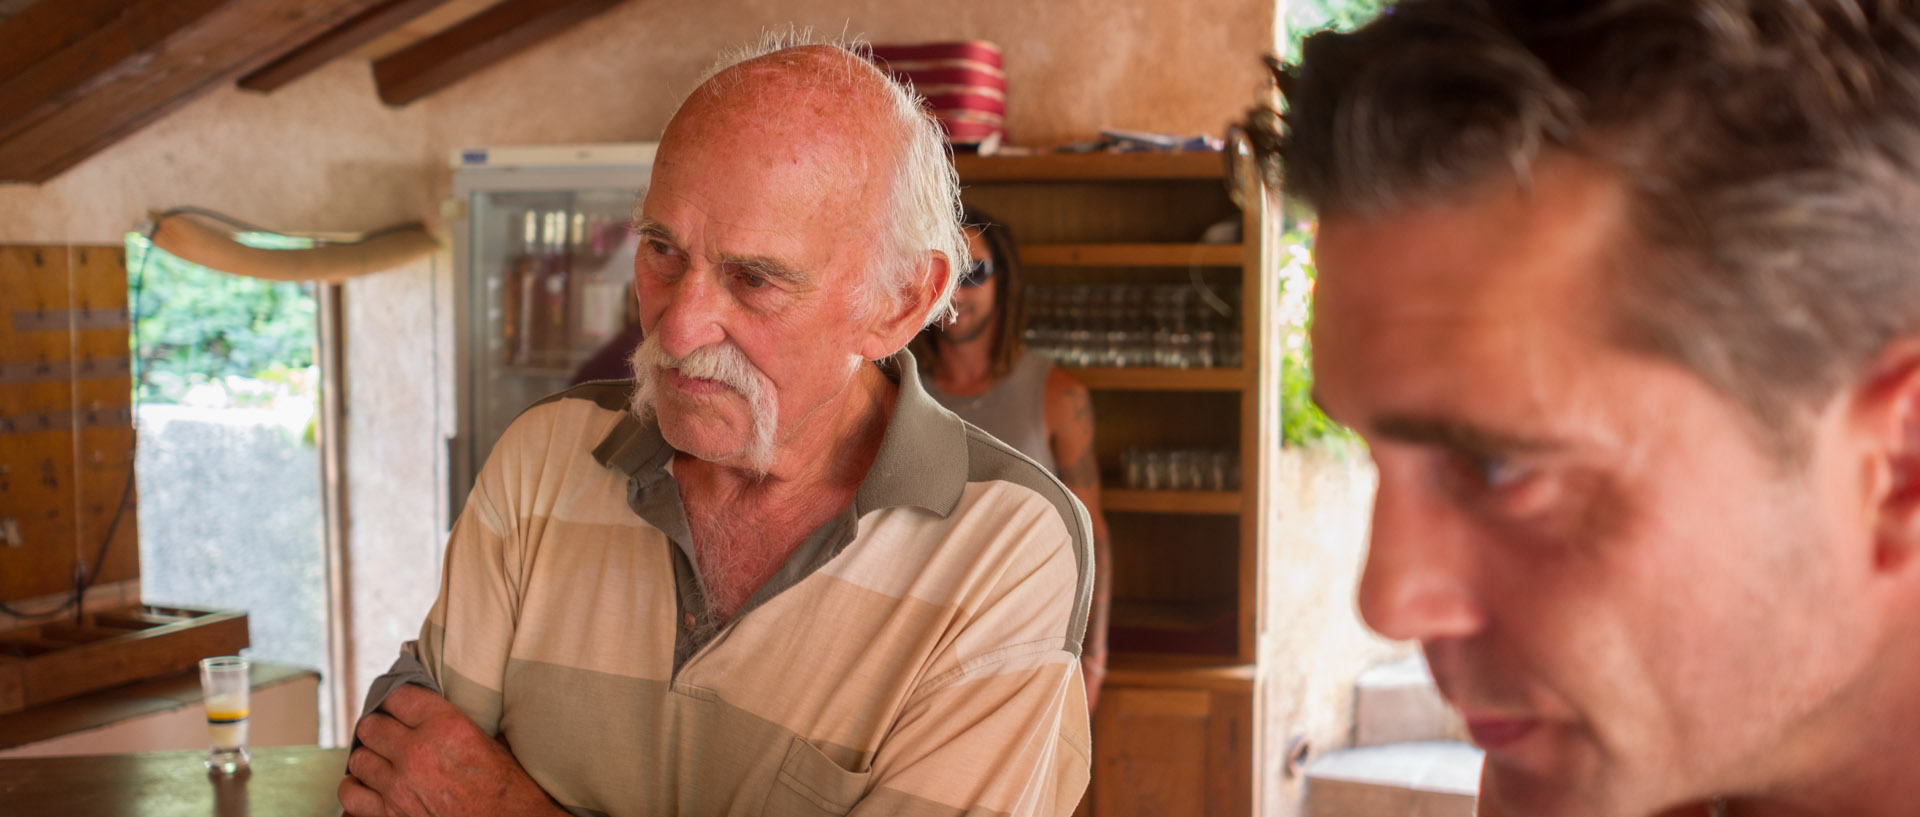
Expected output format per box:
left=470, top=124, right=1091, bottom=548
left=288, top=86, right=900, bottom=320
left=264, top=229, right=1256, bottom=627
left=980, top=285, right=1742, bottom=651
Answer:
left=1259, top=449, right=1412, bottom=817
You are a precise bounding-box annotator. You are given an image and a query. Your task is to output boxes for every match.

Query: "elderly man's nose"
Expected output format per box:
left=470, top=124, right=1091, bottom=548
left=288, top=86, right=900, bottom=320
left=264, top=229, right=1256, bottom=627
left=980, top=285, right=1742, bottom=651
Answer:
left=654, top=275, right=727, bottom=359
left=1356, top=484, right=1489, bottom=644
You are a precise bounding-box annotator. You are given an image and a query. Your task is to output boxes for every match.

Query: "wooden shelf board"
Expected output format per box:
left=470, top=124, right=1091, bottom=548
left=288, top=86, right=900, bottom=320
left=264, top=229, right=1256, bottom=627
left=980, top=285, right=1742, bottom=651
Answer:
left=954, top=151, right=1227, bottom=182
left=1104, top=656, right=1255, bottom=692
left=1110, top=600, right=1234, bottom=631
left=1020, top=243, right=1243, bottom=268
left=1104, top=489, right=1241, bottom=515
left=1107, top=598, right=1242, bottom=663
left=1065, top=367, right=1245, bottom=392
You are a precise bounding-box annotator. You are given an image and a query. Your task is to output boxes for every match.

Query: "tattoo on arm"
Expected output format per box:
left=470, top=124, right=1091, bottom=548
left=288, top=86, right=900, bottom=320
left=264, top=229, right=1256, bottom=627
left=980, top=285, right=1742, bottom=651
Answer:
left=1062, top=446, right=1100, bottom=490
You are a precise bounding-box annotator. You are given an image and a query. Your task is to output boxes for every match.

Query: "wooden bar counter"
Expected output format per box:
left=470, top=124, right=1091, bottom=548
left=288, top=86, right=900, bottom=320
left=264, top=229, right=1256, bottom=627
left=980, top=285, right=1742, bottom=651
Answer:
left=0, top=745, right=346, bottom=817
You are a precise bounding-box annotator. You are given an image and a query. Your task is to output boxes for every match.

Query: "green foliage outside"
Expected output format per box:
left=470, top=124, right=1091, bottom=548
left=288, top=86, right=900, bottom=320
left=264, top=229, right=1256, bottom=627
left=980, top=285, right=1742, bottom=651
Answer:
left=125, top=232, right=318, bottom=409
left=1271, top=0, right=1383, bottom=449
left=1281, top=0, right=1391, bottom=61
left=1276, top=226, right=1357, bottom=450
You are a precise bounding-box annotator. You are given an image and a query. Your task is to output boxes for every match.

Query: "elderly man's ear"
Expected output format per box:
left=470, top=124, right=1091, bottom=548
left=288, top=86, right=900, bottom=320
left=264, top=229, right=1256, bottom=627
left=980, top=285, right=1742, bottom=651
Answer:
left=1857, top=340, right=1920, bottom=577
left=859, top=251, right=953, bottom=360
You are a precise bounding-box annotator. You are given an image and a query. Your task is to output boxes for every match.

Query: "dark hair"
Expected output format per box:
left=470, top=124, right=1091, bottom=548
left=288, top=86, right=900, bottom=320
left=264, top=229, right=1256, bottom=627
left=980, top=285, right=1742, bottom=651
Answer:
left=1251, top=0, right=1920, bottom=455
left=913, top=205, right=1028, bottom=378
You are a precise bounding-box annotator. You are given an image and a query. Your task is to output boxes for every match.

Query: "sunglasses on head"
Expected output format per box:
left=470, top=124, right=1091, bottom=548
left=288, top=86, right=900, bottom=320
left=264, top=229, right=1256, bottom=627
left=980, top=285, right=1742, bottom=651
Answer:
left=959, top=258, right=996, bottom=288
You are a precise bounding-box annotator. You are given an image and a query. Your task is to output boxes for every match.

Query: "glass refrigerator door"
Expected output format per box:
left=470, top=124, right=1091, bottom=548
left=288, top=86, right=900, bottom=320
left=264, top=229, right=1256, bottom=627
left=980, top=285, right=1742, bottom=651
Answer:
left=466, top=186, right=642, bottom=479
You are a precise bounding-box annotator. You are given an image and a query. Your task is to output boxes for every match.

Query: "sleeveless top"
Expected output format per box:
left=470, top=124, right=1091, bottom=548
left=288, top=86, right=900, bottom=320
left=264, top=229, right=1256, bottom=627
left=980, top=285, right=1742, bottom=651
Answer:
left=925, top=353, right=1059, bottom=475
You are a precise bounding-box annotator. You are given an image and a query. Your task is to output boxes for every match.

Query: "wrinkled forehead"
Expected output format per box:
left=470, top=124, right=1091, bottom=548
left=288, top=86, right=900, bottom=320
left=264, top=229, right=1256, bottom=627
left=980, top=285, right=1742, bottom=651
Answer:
left=657, top=49, right=901, bottom=214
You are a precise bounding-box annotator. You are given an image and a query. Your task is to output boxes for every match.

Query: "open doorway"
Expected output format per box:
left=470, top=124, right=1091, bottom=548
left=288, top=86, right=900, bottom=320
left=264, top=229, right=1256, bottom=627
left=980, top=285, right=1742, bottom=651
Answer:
left=125, top=232, right=344, bottom=745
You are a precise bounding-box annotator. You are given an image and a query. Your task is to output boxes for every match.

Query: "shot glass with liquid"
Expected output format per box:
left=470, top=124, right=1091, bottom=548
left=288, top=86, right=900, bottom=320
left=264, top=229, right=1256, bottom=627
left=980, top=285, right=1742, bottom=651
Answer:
left=199, top=656, right=250, bottom=774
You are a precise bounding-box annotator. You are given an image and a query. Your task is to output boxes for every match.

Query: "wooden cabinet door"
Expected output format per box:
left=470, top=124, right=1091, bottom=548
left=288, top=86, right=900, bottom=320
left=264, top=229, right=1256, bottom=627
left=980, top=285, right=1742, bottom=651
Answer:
left=1093, top=686, right=1251, bottom=817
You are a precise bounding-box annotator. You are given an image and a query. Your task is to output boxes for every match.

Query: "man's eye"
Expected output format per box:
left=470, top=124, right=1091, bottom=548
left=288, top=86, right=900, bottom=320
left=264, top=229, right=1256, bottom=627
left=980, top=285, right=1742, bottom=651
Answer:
left=1474, top=456, right=1531, bottom=489
left=1438, top=451, right=1532, bottom=495
left=1451, top=452, right=1540, bottom=497
left=645, top=239, right=675, bottom=257
left=737, top=271, right=767, bottom=289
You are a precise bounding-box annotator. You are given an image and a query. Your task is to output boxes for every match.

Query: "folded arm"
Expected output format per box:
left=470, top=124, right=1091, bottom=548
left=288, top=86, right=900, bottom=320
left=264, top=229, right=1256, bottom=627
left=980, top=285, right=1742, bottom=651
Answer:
left=341, top=476, right=549, bottom=816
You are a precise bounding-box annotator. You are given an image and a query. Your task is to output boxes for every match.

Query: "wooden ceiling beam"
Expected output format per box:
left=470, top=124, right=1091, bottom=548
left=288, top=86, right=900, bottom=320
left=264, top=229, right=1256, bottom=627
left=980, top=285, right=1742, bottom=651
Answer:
left=237, top=0, right=455, bottom=94
left=0, top=0, right=48, bottom=25
left=0, top=0, right=388, bottom=184
left=0, top=0, right=183, bottom=86
left=372, top=0, right=623, bottom=107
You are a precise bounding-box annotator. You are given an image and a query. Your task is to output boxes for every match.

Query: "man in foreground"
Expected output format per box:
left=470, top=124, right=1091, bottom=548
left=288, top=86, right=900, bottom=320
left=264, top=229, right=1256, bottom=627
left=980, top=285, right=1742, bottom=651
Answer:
left=338, top=35, right=1093, bottom=817
left=1254, top=1, right=1920, bottom=815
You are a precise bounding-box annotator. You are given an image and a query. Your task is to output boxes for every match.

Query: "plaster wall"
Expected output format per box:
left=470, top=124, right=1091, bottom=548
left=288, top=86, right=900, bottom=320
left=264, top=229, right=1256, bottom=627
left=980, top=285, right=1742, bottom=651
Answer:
left=1259, top=449, right=1414, bottom=817
left=338, top=256, right=453, bottom=730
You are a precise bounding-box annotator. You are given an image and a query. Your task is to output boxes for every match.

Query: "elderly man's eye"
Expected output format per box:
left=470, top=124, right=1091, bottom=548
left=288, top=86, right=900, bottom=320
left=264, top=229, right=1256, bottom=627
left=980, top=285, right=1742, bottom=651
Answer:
left=737, top=272, right=767, bottom=289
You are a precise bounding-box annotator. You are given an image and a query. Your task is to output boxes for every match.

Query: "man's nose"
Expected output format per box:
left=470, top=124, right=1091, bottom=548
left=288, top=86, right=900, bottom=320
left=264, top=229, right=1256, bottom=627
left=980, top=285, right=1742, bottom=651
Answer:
left=1355, top=480, right=1488, bottom=643
left=652, top=268, right=727, bottom=360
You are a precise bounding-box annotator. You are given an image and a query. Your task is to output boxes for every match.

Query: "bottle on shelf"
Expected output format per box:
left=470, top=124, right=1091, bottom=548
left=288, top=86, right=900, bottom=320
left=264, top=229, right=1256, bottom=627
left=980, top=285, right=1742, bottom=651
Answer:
left=534, top=210, right=574, bottom=367
left=566, top=212, right=590, bottom=355
left=521, top=211, right=552, bottom=366
left=502, top=210, right=540, bottom=365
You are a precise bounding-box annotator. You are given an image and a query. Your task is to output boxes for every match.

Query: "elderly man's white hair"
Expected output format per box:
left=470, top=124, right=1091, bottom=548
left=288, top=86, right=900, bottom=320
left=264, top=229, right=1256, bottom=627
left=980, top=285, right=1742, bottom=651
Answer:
left=677, top=26, right=969, bottom=331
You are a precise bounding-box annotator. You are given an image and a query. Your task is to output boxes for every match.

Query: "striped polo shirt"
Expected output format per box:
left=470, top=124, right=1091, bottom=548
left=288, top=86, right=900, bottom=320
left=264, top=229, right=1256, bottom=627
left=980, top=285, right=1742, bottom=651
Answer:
left=361, top=349, right=1094, bottom=816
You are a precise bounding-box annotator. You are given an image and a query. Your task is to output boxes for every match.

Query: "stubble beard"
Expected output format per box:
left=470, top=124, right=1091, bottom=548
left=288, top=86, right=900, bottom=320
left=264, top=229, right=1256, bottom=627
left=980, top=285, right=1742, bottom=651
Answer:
left=628, top=333, right=779, bottom=475
left=941, top=306, right=996, bottom=346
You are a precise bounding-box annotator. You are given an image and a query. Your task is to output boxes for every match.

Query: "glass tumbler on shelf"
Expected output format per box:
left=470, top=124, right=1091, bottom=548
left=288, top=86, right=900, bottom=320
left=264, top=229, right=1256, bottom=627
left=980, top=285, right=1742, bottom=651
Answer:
left=1141, top=449, right=1166, bottom=491
left=199, top=655, right=251, bottom=774
left=1207, top=449, right=1233, bottom=492
left=1166, top=327, right=1195, bottom=369
left=1221, top=330, right=1245, bottom=369
left=1183, top=449, right=1209, bottom=491
left=1121, top=446, right=1143, bottom=490
left=1163, top=450, right=1190, bottom=491
left=1192, top=328, right=1218, bottom=369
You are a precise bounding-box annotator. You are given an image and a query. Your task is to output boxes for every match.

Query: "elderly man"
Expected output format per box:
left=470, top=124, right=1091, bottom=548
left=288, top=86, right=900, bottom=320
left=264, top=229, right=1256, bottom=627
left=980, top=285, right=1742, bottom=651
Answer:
left=1254, top=2, right=1920, bottom=817
left=337, top=37, right=1093, bottom=817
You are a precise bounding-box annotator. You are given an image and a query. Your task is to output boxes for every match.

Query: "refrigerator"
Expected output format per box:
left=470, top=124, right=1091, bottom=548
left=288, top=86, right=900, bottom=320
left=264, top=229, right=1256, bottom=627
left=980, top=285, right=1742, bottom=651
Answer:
left=447, top=143, right=655, bottom=516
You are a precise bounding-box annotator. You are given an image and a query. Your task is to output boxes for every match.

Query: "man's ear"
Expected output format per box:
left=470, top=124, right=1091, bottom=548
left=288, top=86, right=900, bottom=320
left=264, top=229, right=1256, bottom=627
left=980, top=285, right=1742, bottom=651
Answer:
left=1859, top=340, right=1920, bottom=576
left=859, top=251, right=951, bottom=360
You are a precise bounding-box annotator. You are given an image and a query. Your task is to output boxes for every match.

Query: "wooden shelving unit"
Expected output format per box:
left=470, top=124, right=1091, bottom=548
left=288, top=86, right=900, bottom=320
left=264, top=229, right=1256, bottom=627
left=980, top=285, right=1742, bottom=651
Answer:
left=1020, top=243, right=1243, bottom=268
left=1103, top=489, right=1240, bottom=515
left=1065, top=367, right=1243, bottom=392
left=1106, top=655, right=1258, bottom=692
left=953, top=150, right=1226, bottom=181
left=959, top=149, right=1269, bottom=817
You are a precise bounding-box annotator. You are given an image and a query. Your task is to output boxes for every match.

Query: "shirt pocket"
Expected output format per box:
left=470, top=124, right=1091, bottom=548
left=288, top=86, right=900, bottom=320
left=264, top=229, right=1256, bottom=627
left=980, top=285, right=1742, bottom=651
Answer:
left=763, top=735, right=871, bottom=816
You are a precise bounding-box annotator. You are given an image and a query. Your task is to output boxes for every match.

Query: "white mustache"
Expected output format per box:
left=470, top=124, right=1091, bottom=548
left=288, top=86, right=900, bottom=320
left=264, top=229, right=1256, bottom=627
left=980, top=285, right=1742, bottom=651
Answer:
left=627, top=334, right=778, bottom=474
left=632, top=334, right=763, bottom=398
